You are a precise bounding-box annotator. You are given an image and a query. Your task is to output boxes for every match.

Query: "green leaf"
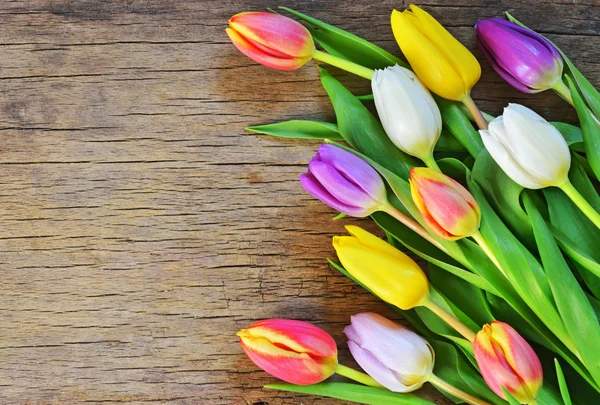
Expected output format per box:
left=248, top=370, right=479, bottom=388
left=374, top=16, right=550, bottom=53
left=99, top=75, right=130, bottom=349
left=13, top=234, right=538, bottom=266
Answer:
left=280, top=7, right=406, bottom=70
left=556, top=360, right=573, bottom=405
left=525, top=193, right=600, bottom=388
left=566, top=75, right=600, bottom=181
left=467, top=179, right=575, bottom=355
left=436, top=97, right=483, bottom=158
left=320, top=68, right=419, bottom=179
left=265, top=382, right=435, bottom=405
left=436, top=129, right=468, bottom=153
left=471, top=150, right=534, bottom=248
left=552, top=122, right=585, bottom=152
left=246, top=120, right=343, bottom=140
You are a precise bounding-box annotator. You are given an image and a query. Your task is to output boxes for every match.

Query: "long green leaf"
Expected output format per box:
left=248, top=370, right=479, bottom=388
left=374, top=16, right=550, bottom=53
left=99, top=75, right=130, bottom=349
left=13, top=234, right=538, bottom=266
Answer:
left=525, top=194, right=600, bottom=387
left=266, top=382, right=435, bottom=405
left=436, top=97, right=483, bottom=158
left=556, top=360, right=573, bottom=405
left=552, top=122, right=585, bottom=152
left=246, top=120, right=343, bottom=140
left=567, top=75, right=600, bottom=181
left=467, top=179, right=575, bottom=354
left=280, top=7, right=406, bottom=70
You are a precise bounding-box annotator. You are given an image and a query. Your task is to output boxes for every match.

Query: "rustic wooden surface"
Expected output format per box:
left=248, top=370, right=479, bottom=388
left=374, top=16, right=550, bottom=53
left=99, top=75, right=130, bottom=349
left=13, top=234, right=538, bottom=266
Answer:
left=0, top=0, right=597, bottom=404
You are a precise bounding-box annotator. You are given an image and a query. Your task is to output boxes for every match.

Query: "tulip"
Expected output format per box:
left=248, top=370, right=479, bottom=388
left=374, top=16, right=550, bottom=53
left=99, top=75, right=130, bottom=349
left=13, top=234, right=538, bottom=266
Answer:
left=226, top=12, right=315, bottom=71
left=475, top=18, right=564, bottom=95
left=333, top=225, right=429, bottom=310
left=300, top=144, right=388, bottom=217
left=372, top=65, right=442, bottom=163
left=226, top=11, right=375, bottom=79
left=480, top=104, right=570, bottom=190
left=344, top=313, right=434, bottom=392
left=409, top=167, right=481, bottom=240
left=474, top=321, right=543, bottom=404
left=480, top=103, right=600, bottom=230
left=390, top=5, right=480, bottom=103
left=237, top=319, right=337, bottom=385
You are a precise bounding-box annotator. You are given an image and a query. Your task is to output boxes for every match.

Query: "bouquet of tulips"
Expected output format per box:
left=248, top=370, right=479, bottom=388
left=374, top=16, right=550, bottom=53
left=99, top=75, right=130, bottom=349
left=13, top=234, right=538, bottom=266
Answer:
left=227, top=5, right=600, bottom=405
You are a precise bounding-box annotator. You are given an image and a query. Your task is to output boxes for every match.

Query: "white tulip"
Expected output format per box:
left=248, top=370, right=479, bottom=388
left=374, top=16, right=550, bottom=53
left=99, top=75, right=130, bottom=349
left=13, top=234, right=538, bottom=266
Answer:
left=344, top=312, right=434, bottom=393
left=372, top=65, right=442, bottom=160
left=479, top=103, right=571, bottom=189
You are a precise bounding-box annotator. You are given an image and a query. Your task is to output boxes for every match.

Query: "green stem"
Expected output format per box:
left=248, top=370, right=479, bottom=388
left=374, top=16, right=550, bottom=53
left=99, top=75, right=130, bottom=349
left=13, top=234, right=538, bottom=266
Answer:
left=552, top=79, right=574, bottom=105
left=559, top=179, right=600, bottom=230
left=422, top=297, right=476, bottom=342
left=335, top=364, right=384, bottom=388
left=553, top=79, right=600, bottom=126
left=380, top=203, right=449, bottom=255
left=313, top=50, right=374, bottom=80
left=461, top=94, right=488, bottom=130
left=472, top=231, right=505, bottom=277
left=422, top=154, right=441, bottom=172
left=429, top=374, right=493, bottom=405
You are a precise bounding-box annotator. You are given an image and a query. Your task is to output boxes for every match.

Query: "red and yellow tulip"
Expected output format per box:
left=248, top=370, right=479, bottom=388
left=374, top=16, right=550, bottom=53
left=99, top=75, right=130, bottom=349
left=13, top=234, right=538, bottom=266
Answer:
left=226, top=12, right=315, bottom=70
left=409, top=167, right=481, bottom=240
left=473, top=321, right=543, bottom=404
left=238, top=319, right=338, bottom=385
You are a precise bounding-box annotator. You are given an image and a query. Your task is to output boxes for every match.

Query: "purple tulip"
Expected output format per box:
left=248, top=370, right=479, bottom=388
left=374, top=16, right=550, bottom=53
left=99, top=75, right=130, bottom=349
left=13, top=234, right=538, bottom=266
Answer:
left=475, top=18, right=563, bottom=93
left=299, top=145, right=387, bottom=217
left=344, top=313, right=434, bottom=392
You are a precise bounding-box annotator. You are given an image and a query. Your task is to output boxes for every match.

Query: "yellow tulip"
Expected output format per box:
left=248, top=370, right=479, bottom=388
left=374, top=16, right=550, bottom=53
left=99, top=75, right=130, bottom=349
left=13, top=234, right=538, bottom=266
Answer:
left=390, top=5, right=481, bottom=102
left=332, top=225, right=429, bottom=310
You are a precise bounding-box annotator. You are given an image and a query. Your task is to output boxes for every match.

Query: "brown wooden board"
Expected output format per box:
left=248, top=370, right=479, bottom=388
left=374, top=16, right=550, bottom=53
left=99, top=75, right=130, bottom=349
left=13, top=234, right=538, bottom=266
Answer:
left=0, top=0, right=597, bottom=404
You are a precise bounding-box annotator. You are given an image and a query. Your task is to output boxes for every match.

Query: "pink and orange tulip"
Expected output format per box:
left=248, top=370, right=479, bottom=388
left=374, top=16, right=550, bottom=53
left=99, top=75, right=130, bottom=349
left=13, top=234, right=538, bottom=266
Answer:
left=409, top=167, right=481, bottom=240
left=473, top=321, right=543, bottom=404
left=237, top=319, right=338, bottom=385
left=226, top=12, right=315, bottom=70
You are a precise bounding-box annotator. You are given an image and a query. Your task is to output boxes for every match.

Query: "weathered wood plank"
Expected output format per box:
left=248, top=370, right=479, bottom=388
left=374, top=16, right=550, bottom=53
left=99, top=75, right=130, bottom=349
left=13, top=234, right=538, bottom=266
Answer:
left=0, top=1, right=596, bottom=404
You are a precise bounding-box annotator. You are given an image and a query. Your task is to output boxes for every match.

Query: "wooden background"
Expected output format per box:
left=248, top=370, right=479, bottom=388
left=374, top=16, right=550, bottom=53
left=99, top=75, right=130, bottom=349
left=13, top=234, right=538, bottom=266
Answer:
left=0, top=0, right=597, bottom=404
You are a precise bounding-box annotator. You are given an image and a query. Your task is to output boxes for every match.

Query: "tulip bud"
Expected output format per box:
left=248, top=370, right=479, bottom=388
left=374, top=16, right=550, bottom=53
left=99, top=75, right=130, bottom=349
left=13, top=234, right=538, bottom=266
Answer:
left=390, top=5, right=481, bottom=101
left=409, top=167, right=481, bottom=240
left=474, top=321, right=543, bottom=404
left=300, top=144, right=388, bottom=217
left=475, top=18, right=563, bottom=94
left=238, top=319, right=338, bottom=385
left=372, top=65, right=442, bottom=160
left=226, top=12, right=315, bottom=71
left=333, top=225, right=429, bottom=310
left=344, top=313, right=434, bottom=393
left=479, top=103, right=571, bottom=189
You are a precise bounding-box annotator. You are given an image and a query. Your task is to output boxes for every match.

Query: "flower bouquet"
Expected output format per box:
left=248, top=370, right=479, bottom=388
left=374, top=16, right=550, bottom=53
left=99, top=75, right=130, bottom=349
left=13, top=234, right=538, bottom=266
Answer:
left=226, top=5, right=600, bottom=405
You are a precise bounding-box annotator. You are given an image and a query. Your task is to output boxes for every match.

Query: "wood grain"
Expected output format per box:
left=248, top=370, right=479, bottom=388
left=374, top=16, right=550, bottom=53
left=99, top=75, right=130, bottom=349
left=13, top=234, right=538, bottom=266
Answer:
left=0, top=0, right=597, bottom=404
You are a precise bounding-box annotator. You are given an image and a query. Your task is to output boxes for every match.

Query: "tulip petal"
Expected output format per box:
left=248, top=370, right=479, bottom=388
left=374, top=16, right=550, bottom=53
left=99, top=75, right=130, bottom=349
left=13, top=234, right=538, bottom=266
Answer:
left=229, top=12, right=315, bottom=58
left=240, top=337, right=335, bottom=385
left=409, top=5, right=481, bottom=95
left=300, top=173, right=368, bottom=217
left=309, top=160, right=380, bottom=210
left=317, top=145, right=386, bottom=202
left=344, top=225, right=415, bottom=263
left=348, top=341, right=418, bottom=393
left=480, top=125, right=544, bottom=189
left=226, top=28, right=309, bottom=71
left=410, top=178, right=457, bottom=240
left=248, top=319, right=337, bottom=358
left=348, top=314, right=434, bottom=382
left=391, top=10, right=466, bottom=101
left=501, top=104, right=570, bottom=185
left=332, top=235, right=428, bottom=310
left=372, top=65, right=441, bottom=159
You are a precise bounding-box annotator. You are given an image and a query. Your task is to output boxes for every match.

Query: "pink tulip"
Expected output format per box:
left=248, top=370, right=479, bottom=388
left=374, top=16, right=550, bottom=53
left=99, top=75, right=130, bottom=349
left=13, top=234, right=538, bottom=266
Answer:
left=226, top=12, right=315, bottom=70
left=474, top=321, right=543, bottom=403
left=238, top=319, right=338, bottom=385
